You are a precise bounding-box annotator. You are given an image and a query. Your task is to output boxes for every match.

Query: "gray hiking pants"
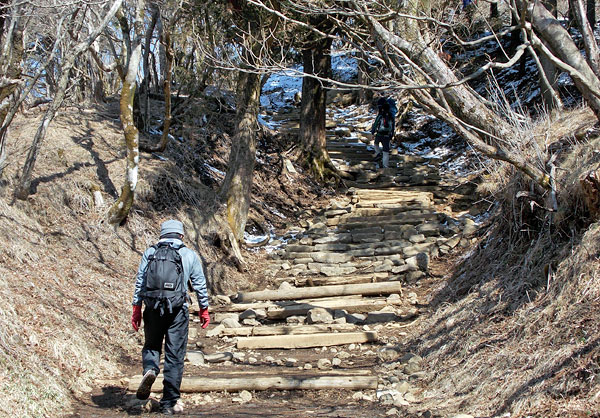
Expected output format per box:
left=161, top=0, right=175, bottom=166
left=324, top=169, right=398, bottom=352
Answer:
left=142, top=305, right=189, bottom=407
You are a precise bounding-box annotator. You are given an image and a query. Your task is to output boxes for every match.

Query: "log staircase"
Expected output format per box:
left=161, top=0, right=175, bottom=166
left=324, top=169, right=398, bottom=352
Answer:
left=129, top=103, right=481, bottom=413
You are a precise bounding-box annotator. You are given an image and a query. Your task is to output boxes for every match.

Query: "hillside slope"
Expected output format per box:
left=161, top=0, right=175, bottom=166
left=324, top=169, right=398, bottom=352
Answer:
left=0, top=98, right=327, bottom=417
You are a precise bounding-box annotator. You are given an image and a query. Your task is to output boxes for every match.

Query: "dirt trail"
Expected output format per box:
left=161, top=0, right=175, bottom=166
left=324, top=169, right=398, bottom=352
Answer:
left=72, top=105, right=478, bottom=417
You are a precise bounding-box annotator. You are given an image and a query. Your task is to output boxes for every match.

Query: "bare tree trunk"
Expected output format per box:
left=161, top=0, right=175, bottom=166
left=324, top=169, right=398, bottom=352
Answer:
left=300, top=35, right=336, bottom=181
left=141, top=5, right=159, bottom=132
left=15, top=0, right=123, bottom=198
left=219, top=69, right=261, bottom=241
left=490, top=2, right=499, bottom=18
left=357, top=51, right=371, bottom=104
left=156, top=14, right=166, bottom=93
left=370, top=8, right=515, bottom=142
left=0, top=8, right=23, bottom=177
left=571, top=0, right=600, bottom=76
left=522, top=0, right=600, bottom=118
left=588, top=0, right=596, bottom=27
left=146, top=27, right=173, bottom=152
left=538, top=0, right=562, bottom=111
left=108, top=0, right=145, bottom=225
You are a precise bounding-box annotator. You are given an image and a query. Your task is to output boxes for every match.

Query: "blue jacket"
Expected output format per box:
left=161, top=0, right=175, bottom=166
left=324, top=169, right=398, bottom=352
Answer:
left=132, top=238, right=209, bottom=309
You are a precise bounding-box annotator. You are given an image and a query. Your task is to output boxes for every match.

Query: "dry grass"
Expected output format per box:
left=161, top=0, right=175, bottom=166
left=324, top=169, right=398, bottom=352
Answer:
left=0, top=101, right=241, bottom=417
left=410, top=107, right=600, bottom=417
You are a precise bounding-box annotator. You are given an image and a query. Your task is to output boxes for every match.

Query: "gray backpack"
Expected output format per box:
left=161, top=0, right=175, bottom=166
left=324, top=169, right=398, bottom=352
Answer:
left=141, top=242, right=187, bottom=314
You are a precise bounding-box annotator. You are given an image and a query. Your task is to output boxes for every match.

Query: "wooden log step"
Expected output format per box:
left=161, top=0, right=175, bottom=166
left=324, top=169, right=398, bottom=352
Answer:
left=236, top=331, right=378, bottom=349
left=128, top=374, right=378, bottom=393
left=349, top=188, right=433, bottom=198
left=332, top=209, right=436, bottom=224
left=333, top=213, right=439, bottom=228
left=235, top=281, right=402, bottom=302
left=265, top=297, right=398, bottom=319
left=213, top=297, right=401, bottom=317
left=202, top=369, right=373, bottom=376
left=219, top=323, right=357, bottom=337
left=283, top=239, right=413, bottom=253
left=273, top=272, right=389, bottom=286
left=354, top=201, right=432, bottom=211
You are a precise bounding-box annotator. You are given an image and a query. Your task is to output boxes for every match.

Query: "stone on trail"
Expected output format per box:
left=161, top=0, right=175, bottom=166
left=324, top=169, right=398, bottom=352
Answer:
left=204, top=352, right=234, bottom=363
left=215, top=295, right=231, bottom=304
left=403, top=392, right=417, bottom=403
left=408, top=233, right=426, bottom=243
left=386, top=293, right=401, bottom=303
left=285, top=358, right=298, bottom=367
left=239, top=309, right=259, bottom=320
left=221, top=317, right=241, bottom=328
left=278, top=281, right=294, bottom=291
left=352, top=391, right=365, bottom=400
left=377, top=346, right=402, bottom=362
left=286, top=315, right=306, bottom=324
left=407, top=292, right=418, bottom=305
left=307, top=307, right=334, bottom=324
left=213, top=312, right=240, bottom=323
left=187, top=350, right=205, bottom=366
left=317, top=358, right=332, bottom=370
left=206, top=324, right=225, bottom=337
left=232, top=390, right=253, bottom=404
left=346, top=313, right=367, bottom=324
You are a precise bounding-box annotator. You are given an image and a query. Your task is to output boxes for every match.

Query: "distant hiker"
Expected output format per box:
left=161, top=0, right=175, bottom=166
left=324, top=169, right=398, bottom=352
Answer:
left=131, top=219, right=210, bottom=415
left=370, top=97, right=396, bottom=168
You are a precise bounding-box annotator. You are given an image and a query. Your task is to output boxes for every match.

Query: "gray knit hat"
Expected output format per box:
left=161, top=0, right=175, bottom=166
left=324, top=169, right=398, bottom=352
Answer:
left=160, top=219, right=184, bottom=237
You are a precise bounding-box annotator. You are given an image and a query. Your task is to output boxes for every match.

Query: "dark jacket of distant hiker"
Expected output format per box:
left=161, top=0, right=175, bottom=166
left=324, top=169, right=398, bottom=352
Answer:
left=370, top=98, right=395, bottom=169
left=370, top=111, right=394, bottom=141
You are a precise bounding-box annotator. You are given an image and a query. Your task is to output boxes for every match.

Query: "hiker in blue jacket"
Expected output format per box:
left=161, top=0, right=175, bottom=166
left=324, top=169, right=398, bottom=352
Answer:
left=370, top=97, right=395, bottom=168
left=131, top=219, right=209, bottom=415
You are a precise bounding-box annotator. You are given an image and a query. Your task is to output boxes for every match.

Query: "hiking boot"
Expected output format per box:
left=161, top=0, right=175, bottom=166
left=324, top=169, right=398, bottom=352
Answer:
left=136, top=369, right=156, bottom=400
left=160, top=400, right=184, bottom=415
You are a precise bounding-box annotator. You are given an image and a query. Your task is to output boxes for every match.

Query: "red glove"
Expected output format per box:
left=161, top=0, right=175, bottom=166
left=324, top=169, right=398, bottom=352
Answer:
left=199, top=307, right=210, bottom=329
left=131, top=305, right=142, bottom=331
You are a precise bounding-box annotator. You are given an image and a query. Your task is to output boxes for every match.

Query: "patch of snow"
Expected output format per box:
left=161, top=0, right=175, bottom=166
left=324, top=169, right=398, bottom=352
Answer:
left=331, top=53, right=358, bottom=82
left=203, top=163, right=225, bottom=177
left=558, top=72, right=573, bottom=87
left=258, top=114, right=278, bottom=130
left=244, top=231, right=270, bottom=244
left=261, top=66, right=303, bottom=111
